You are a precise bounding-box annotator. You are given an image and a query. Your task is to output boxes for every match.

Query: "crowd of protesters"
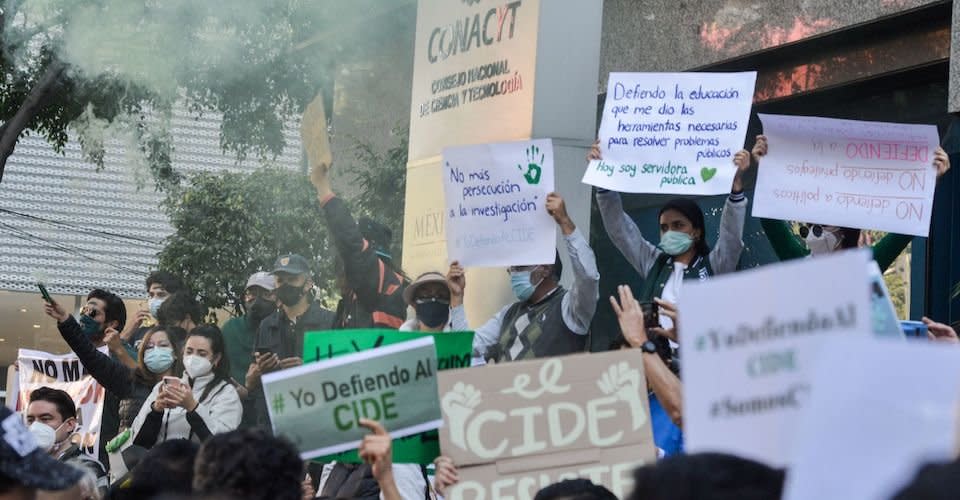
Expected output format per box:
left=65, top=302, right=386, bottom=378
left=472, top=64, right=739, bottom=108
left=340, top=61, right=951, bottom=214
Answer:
left=2, top=126, right=957, bottom=500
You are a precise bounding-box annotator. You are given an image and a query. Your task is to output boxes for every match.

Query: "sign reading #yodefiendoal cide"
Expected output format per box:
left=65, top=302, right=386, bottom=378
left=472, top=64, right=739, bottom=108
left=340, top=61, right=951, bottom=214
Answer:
left=263, top=337, right=443, bottom=460
left=438, top=350, right=656, bottom=499
left=582, top=72, right=756, bottom=195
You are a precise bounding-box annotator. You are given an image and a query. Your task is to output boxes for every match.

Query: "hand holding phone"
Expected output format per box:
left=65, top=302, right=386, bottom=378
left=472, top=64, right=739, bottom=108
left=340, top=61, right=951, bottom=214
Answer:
left=37, top=283, right=54, bottom=305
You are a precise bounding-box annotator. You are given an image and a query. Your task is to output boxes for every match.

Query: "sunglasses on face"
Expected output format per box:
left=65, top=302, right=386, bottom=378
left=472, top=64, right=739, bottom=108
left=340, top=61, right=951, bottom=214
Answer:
left=798, top=224, right=824, bottom=238
left=82, top=307, right=100, bottom=318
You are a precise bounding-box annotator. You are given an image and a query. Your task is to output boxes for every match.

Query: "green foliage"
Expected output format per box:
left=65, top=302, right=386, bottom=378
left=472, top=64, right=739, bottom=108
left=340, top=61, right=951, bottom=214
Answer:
left=347, top=124, right=408, bottom=263
left=884, top=271, right=908, bottom=319
left=158, top=167, right=335, bottom=313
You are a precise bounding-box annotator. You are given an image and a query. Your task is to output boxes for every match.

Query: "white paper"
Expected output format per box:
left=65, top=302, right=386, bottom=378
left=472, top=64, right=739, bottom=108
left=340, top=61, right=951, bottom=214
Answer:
left=581, top=72, right=756, bottom=195
left=754, top=114, right=940, bottom=237
left=784, top=337, right=960, bottom=500
left=679, top=250, right=872, bottom=466
left=868, top=261, right=904, bottom=338
left=443, top=138, right=556, bottom=267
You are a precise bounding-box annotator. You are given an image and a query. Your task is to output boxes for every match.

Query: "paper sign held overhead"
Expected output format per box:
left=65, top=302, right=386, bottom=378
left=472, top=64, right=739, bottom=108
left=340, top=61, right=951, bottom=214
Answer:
left=679, top=250, right=872, bottom=466
left=582, top=72, right=757, bottom=195
left=753, top=114, right=940, bottom=237
left=438, top=350, right=656, bottom=499
left=443, top=138, right=556, bottom=267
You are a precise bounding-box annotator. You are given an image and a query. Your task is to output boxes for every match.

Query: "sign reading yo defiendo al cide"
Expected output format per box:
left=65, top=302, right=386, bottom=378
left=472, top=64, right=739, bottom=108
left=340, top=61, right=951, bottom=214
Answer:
left=438, top=350, right=657, bottom=499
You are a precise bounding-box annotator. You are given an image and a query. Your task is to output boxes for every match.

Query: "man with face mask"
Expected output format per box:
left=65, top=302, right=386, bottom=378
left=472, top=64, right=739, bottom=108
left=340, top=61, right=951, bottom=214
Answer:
left=399, top=263, right=469, bottom=333
left=26, top=387, right=109, bottom=493
left=221, top=272, right=276, bottom=388
left=470, top=193, right=600, bottom=364
left=119, top=272, right=187, bottom=360
left=246, top=254, right=335, bottom=430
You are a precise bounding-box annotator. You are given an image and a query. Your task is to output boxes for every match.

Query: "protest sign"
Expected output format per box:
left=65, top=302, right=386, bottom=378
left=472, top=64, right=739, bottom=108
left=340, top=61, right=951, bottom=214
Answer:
left=264, top=337, right=442, bottom=460
left=443, top=138, right=556, bottom=267
left=679, top=250, right=872, bottom=466
left=438, top=350, right=656, bottom=499
left=16, top=349, right=107, bottom=460
left=783, top=337, right=960, bottom=500
left=753, top=114, right=940, bottom=237
left=302, top=329, right=473, bottom=463
left=582, top=72, right=756, bottom=195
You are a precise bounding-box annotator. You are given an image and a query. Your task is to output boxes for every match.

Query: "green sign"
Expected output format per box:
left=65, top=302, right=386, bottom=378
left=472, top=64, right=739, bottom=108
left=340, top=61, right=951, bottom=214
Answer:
left=302, top=329, right=475, bottom=464
left=263, top=337, right=441, bottom=460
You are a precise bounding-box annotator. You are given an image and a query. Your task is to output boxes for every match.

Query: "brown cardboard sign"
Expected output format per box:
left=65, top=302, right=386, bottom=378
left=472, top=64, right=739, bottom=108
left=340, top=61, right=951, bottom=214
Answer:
left=438, top=350, right=657, bottom=498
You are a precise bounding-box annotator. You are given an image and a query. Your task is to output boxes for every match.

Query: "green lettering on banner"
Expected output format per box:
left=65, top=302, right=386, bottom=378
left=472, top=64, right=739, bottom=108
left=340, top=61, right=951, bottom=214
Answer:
left=302, top=329, right=475, bottom=464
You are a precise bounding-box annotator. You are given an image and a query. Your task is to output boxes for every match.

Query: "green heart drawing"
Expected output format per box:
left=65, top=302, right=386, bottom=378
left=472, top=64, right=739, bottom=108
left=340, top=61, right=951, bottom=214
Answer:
left=700, top=167, right=717, bottom=182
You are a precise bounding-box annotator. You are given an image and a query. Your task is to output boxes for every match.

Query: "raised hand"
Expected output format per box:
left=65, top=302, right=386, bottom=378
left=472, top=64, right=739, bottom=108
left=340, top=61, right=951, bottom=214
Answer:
left=447, top=261, right=465, bottom=307
left=933, top=146, right=950, bottom=178
left=609, top=285, right=648, bottom=348
left=43, top=300, right=70, bottom=323
left=587, top=139, right=602, bottom=161
left=752, top=134, right=768, bottom=161
left=545, top=192, right=575, bottom=235
left=433, top=456, right=460, bottom=496
left=357, top=419, right=395, bottom=492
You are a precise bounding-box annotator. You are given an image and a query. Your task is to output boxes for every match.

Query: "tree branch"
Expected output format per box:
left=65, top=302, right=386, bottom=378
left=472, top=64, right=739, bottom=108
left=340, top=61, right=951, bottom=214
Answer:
left=0, top=59, right=67, bottom=183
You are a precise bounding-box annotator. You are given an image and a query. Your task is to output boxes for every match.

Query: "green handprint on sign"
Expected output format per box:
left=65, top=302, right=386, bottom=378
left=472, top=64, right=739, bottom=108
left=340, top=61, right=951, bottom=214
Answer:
left=518, top=145, right=544, bottom=185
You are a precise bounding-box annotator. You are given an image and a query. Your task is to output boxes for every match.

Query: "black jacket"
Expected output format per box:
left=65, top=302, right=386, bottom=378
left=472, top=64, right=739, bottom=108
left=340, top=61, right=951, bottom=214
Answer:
left=255, top=301, right=336, bottom=359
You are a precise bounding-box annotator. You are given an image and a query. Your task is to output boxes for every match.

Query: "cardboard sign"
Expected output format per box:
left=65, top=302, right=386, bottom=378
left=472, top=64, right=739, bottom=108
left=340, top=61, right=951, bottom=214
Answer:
left=784, top=337, right=960, bottom=500
left=753, top=114, right=940, bottom=237
left=443, top=138, right=556, bottom=267
left=582, top=72, right=757, bottom=195
left=438, top=350, right=656, bottom=499
left=264, top=337, right=442, bottom=460
left=679, top=250, right=872, bottom=466
left=16, top=349, right=107, bottom=460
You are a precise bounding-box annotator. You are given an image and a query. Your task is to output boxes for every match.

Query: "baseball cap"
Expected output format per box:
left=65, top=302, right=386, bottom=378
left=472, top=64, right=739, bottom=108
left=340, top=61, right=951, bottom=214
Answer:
left=402, top=271, right=449, bottom=307
left=271, top=254, right=311, bottom=276
left=245, top=271, right=275, bottom=291
left=0, top=405, right=84, bottom=490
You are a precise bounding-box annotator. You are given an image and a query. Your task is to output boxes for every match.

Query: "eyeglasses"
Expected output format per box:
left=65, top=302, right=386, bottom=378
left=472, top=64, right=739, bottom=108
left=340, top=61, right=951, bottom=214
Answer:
left=798, top=224, right=823, bottom=238
left=506, top=265, right=540, bottom=274
left=82, top=307, right=100, bottom=318
left=415, top=297, right=450, bottom=305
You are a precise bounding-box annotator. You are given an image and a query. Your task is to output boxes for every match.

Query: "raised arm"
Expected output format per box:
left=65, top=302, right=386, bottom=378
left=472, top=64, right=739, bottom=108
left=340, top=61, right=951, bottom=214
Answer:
left=708, top=146, right=752, bottom=274
left=546, top=193, right=599, bottom=335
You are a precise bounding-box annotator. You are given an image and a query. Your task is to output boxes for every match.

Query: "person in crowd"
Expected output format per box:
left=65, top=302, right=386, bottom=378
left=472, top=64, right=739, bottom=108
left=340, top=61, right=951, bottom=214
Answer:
left=534, top=479, right=617, bottom=500
left=119, top=272, right=188, bottom=360
left=156, top=293, right=205, bottom=333
left=470, top=192, right=600, bottom=364
left=221, top=271, right=277, bottom=388
left=315, top=420, right=403, bottom=500
left=0, top=405, right=85, bottom=500
left=755, top=135, right=951, bottom=269
left=25, top=388, right=108, bottom=493
left=310, top=158, right=408, bottom=330
left=890, top=459, right=960, bottom=500
left=108, top=439, right=199, bottom=499
left=247, top=254, right=335, bottom=429
left=399, top=262, right=469, bottom=332
left=40, top=288, right=126, bottom=470
left=192, top=428, right=304, bottom=500
left=130, top=325, right=241, bottom=448
left=628, top=452, right=785, bottom=500
left=611, top=284, right=684, bottom=456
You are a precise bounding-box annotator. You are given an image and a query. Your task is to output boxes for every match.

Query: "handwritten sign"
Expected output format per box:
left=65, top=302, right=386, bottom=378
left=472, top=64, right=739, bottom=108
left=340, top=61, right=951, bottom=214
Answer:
left=784, top=337, right=960, bottom=500
left=679, top=250, right=872, bottom=466
left=581, top=72, right=757, bottom=195
left=263, top=337, right=442, bottom=460
left=753, top=114, right=940, bottom=237
left=438, top=350, right=656, bottom=499
left=16, top=349, right=107, bottom=460
left=443, top=138, right=556, bottom=267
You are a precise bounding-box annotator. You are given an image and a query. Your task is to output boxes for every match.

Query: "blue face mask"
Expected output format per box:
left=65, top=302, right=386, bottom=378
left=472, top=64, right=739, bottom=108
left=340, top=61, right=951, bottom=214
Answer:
left=144, top=347, right=175, bottom=374
left=78, top=314, right=102, bottom=339
left=509, top=268, right=543, bottom=302
left=658, top=231, right=694, bottom=256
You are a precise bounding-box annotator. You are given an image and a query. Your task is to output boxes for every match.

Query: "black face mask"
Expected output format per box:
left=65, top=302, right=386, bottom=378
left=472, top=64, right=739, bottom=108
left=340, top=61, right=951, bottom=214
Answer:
left=276, top=284, right=306, bottom=307
left=414, top=300, right=450, bottom=329
left=246, top=297, right=276, bottom=324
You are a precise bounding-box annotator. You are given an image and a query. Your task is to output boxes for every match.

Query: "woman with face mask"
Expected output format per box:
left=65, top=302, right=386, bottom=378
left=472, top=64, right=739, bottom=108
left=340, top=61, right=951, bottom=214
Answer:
left=755, top=135, right=952, bottom=269
left=131, top=325, right=241, bottom=448
left=399, top=263, right=469, bottom=333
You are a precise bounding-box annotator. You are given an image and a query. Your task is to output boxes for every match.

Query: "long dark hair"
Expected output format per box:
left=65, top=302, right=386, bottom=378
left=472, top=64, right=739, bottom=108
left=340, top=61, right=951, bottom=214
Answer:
left=185, top=325, right=231, bottom=403
left=659, top=198, right=710, bottom=257
left=134, top=326, right=187, bottom=385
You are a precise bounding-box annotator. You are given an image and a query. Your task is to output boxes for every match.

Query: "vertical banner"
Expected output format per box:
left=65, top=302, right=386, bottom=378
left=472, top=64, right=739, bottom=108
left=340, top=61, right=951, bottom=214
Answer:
left=679, top=250, right=872, bottom=466
left=443, top=138, right=556, bottom=267
left=582, top=72, right=756, bottom=195
left=753, top=114, right=940, bottom=236
left=16, top=349, right=107, bottom=460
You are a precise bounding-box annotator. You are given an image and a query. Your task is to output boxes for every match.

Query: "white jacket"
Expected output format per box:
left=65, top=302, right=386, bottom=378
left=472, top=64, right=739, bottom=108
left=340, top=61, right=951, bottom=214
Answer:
left=131, top=372, right=241, bottom=444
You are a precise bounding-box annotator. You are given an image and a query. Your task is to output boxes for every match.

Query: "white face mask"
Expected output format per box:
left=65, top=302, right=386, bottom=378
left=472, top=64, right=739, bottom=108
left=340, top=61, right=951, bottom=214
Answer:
left=148, top=297, right=167, bottom=317
left=805, top=230, right=840, bottom=256
left=28, top=421, right=67, bottom=452
left=183, top=355, right=213, bottom=378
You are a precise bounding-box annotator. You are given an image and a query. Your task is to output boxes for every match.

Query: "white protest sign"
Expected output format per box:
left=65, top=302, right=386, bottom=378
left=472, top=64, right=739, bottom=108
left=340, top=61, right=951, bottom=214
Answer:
left=16, top=348, right=107, bottom=460
left=443, top=138, right=556, bottom=267
left=784, top=337, right=960, bottom=500
left=753, top=114, right=940, bottom=237
left=679, top=250, right=872, bottom=466
left=582, top=72, right=756, bottom=195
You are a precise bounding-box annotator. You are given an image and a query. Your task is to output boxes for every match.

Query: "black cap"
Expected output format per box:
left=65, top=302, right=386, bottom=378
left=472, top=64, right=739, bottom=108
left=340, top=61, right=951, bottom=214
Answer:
left=0, top=405, right=85, bottom=490
left=271, top=253, right=311, bottom=276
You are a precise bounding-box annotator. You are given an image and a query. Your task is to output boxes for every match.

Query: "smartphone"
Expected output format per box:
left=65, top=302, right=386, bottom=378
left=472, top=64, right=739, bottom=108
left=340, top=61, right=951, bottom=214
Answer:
left=255, top=348, right=273, bottom=357
left=638, top=301, right=661, bottom=329
left=162, top=376, right=183, bottom=389
left=37, top=283, right=54, bottom=304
